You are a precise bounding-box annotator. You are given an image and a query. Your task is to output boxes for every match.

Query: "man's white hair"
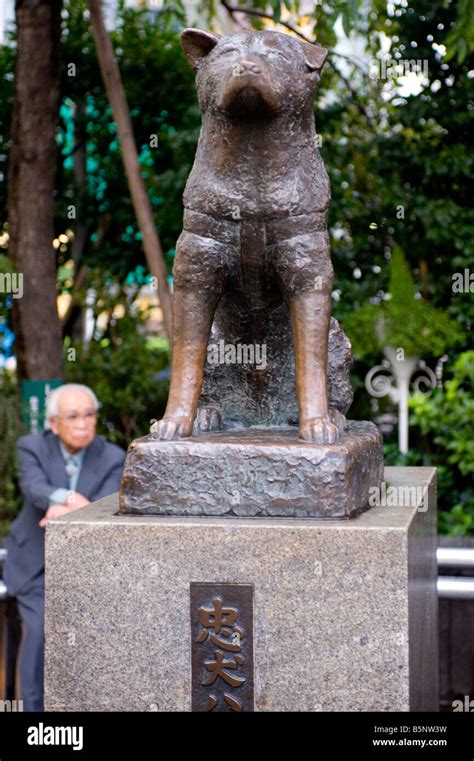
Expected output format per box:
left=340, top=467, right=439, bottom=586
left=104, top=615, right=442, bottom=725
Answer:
left=46, top=383, right=100, bottom=421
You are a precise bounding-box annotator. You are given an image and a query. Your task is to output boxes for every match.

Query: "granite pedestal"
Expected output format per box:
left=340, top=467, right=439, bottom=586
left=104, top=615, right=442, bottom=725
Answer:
left=44, top=467, right=438, bottom=712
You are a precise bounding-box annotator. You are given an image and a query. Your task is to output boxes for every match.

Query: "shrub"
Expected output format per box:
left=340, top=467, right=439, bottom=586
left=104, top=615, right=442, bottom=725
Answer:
left=409, top=351, right=474, bottom=535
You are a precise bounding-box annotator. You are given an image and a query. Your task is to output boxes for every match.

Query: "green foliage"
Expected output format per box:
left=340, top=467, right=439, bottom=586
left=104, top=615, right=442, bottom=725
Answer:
left=409, top=351, right=474, bottom=535
left=314, top=0, right=474, bottom=339
left=444, top=0, right=474, bottom=63
left=0, top=253, right=15, bottom=322
left=389, top=246, right=416, bottom=307
left=0, top=41, right=15, bottom=225
left=0, top=371, right=23, bottom=534
left=64, top=275, right=170, bottom=447
left=438, top=504, right=473, bottom=536
left=410, top=351, right=474, bottom=475
left=343, top=248, right=464, bottom=360
left=0, top=254, right=14, bottom=274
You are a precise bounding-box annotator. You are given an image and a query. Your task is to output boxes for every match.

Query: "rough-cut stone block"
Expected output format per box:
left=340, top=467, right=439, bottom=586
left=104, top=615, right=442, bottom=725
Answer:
left=119, top=421, right=383, bottom=519
left=44, top=467, right=438, bottom=712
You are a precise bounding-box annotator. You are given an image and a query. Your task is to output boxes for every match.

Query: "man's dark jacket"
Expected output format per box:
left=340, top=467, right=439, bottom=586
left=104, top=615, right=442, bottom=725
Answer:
left=4, top=430, right=125, bottom=596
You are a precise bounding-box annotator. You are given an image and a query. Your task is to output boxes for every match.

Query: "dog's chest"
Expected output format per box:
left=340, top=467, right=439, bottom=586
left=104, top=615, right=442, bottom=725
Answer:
left=235, top=219, right=278, bottom=307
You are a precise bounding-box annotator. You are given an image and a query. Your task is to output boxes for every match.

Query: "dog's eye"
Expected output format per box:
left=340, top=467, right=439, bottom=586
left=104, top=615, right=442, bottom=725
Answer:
left=267, top=49, right=291, bottom=63
left=219, top=48, right=239, bottom=55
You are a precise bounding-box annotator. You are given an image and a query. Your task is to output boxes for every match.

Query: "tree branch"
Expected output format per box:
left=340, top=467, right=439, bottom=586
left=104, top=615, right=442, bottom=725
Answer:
left=221, top=0, right=314, bottom=42
left=86, top=0, right=173, bottom=341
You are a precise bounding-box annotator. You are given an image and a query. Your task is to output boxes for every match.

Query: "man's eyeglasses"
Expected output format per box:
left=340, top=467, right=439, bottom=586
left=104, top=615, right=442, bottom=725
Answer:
left=57, top=410, right=98, bottom=424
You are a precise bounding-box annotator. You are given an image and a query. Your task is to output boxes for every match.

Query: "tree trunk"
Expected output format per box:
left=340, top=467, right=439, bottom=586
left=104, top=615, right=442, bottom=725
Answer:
left=86, top=0, right=173, bottom=341
left=7, top=0, right=64, bottom=381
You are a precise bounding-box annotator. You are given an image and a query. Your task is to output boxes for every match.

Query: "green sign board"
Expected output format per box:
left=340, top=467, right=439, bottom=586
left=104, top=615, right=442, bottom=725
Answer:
left=21, top=380, right=63, bottom=434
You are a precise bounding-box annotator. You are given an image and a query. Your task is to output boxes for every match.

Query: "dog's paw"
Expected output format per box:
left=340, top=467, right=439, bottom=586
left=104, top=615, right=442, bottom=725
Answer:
left=150, top=415, right=193, bottom=440
left=299, top=416, right=340, bottom=445
left=193, top=406, right=222, bottom=434
left=329, top=408, right=348, bottom=432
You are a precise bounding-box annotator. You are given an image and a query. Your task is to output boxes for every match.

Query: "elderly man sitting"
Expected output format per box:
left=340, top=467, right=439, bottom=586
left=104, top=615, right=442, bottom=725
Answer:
left=4, top=383, right=125, bottom=712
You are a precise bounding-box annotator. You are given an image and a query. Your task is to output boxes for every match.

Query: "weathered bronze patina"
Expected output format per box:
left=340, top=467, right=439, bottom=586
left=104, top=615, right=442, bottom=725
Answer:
left=153, top=27, right=347, bottom=443
left=120, top=422, right=382, bottom=518
left=119, top=28, right=383, bottom=517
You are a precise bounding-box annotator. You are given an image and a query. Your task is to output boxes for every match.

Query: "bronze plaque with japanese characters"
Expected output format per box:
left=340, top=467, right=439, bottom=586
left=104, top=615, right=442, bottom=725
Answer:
left=191, top=583, right=254, bottom=712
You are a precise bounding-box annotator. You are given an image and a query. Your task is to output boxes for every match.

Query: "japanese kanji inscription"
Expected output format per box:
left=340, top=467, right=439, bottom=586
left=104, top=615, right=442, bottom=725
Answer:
left=191, top=583, right=254, bottom=712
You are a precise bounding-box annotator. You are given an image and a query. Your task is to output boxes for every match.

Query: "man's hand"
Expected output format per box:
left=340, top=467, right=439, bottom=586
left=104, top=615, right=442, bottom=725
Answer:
left=39, top=504, right=71, bottom=528
left=39, top=493, right=91, bottom=528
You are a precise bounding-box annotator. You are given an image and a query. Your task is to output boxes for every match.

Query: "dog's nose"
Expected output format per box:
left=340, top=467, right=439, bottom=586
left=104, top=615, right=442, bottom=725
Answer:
left=233, top=60, right=261, bottom=76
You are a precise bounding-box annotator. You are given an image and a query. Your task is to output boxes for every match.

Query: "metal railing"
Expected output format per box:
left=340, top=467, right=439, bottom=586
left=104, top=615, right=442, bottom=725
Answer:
left=437, top=547, right=474, bottom=600
left=437, top=547, right=474, bottom=569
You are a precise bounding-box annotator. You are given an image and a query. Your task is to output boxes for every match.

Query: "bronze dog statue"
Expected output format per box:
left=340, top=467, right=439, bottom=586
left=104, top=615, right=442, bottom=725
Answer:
left=152, top=28, right=352, bottom=444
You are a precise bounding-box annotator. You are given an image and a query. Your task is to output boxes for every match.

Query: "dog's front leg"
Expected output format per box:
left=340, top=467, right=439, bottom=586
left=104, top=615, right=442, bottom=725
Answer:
left=290, top=289, right=340, bottom=445
left=151, top=231, right=227, bottom=440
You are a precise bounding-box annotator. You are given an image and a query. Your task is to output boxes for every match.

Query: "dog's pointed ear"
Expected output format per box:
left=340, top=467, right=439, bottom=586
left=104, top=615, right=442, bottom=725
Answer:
left=181, top=28, right=220, bottom=70
left=300, top=41, right=328, bottom=73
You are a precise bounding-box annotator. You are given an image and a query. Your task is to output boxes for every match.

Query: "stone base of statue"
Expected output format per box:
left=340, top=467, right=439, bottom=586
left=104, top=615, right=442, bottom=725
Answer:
left=119, top=421, right=384, bottom=519
left=44, top=467, right=438, bottom=712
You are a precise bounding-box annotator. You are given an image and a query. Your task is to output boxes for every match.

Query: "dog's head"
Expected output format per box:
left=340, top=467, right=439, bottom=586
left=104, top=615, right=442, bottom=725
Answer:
left=181, top=28, right=327, bottom=120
